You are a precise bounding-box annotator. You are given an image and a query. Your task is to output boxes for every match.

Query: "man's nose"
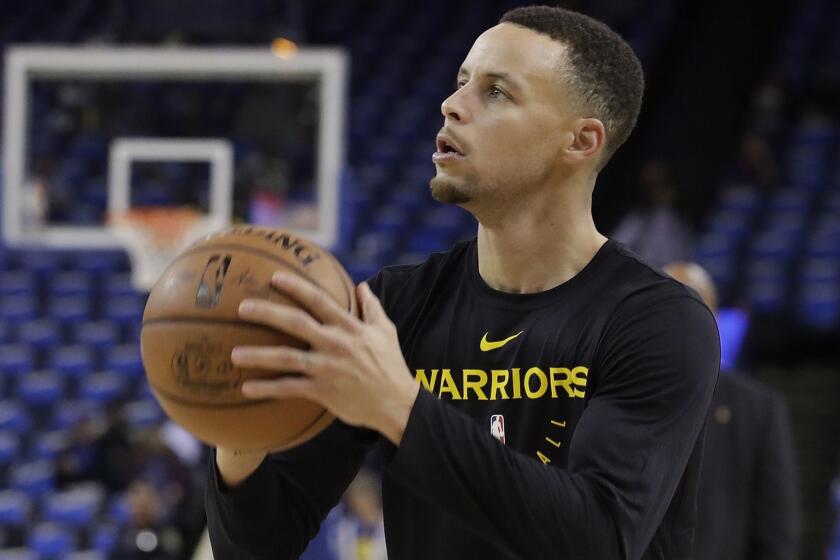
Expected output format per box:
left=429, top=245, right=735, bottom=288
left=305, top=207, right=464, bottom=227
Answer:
left=441, top=88, right=469, bottom=123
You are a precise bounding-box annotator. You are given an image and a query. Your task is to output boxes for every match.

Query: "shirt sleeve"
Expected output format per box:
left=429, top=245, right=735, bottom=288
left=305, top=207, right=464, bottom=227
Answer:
left=204, top=421, right=377, bottom=559
left=386, top=295, right=719, bottom=559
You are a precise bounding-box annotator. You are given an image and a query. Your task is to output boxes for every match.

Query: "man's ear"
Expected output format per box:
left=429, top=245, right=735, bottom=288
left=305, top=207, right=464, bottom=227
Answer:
left=563, top=117, right=606, bottom=166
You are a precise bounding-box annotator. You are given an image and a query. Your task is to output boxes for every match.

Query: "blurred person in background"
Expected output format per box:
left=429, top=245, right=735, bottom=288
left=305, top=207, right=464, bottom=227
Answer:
left=55, top=401, right=132, bottom=491
left=329, top=469, right=387, bottom=560
left=301, top=469, right=387, bottom=560
left=131, top=426, right=207, bottom=555
left=612, top=159, right=694, bottom=267
left=727, top=132, right=780, bottom=192
left=91, top=401, right=134, bottom=491
left=114, top=479, right=183, bottom=560
left=663, top=262, right=801, bottom=560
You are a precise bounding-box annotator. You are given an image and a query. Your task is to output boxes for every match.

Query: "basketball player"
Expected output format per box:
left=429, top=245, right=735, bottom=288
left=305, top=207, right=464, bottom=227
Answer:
left=206, top=6, right=720, bottom=559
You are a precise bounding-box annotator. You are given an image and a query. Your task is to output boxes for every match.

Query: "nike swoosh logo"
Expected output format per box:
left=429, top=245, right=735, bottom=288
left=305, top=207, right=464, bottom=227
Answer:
left=480, top=331, right=524, bottom=352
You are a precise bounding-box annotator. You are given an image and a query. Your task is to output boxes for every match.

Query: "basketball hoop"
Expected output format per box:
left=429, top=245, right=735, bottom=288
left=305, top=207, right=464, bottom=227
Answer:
left=109, top=207, right=221, bottom=292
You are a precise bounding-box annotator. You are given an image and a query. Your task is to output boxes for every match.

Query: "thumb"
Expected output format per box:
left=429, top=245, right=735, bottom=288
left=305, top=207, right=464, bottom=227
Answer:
left=358, top=282, right=387, bottom=325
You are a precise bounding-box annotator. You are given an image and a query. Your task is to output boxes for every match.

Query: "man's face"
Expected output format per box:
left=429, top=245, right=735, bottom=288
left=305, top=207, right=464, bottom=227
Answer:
left=430, top=23, right=577, bottom=207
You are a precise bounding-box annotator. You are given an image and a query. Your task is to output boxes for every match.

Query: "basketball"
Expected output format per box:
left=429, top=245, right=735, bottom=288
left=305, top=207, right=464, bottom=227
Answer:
left=140, top=225, right=357, bottom=452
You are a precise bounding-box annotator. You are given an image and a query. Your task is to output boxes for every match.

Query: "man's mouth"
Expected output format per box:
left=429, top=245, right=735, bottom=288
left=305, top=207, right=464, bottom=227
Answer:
left=434, top=134, right=466, bottom=162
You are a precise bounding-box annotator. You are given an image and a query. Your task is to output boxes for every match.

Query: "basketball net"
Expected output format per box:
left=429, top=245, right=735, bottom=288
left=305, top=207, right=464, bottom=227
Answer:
left=109, top=207, right=220, bottom=292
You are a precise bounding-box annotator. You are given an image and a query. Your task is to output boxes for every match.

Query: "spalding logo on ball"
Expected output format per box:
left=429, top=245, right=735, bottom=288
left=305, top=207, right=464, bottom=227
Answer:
left=141, top=226, right=358, bottom=452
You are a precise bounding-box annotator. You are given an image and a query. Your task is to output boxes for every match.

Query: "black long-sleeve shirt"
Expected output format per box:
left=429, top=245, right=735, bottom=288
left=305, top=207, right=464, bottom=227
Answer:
left=206, top=238, right=720, bottom=559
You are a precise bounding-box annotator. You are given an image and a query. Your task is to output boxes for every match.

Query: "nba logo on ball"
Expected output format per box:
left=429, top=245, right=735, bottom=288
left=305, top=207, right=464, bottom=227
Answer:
left=490, top=414, right=506, bottom=445
left=196, top=254, right=232, bottom=308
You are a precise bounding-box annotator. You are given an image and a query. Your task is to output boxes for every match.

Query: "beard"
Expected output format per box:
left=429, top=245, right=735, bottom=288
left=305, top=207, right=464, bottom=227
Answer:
left=430, top=176, right=472, bottom=205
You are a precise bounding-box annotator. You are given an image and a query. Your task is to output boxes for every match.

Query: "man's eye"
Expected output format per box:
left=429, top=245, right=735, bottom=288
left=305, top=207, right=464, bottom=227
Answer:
left=454, top=80, right=467, bottom=90
left=488, top=86, right=505, bottom=98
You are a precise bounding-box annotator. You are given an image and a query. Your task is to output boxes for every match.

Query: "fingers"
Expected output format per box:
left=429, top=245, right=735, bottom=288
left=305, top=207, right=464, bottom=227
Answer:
left=238, top=299, right=347, bottom=351
left=231, top=345, right=323, bottom=374
left=232, top=346, right=328, bottom=402
left=358, top=282, right=388, bottom=326
left=272, top=272, right=359, bottom=331
left=241, top=375, right=315, bottom=400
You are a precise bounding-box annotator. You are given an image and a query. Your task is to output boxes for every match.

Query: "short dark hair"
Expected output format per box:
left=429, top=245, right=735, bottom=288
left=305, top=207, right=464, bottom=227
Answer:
left=500, top=5, right=644, bottom=167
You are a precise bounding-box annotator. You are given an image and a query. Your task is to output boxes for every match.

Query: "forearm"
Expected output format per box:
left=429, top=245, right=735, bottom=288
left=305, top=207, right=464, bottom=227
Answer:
left=205, top=422, right=377, bottom=559
left=205, top=451, right=309, bottom=559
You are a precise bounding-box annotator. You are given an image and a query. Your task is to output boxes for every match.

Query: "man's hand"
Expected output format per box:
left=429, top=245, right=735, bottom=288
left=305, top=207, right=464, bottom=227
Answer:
left=230, top=273, right=420, bottom=445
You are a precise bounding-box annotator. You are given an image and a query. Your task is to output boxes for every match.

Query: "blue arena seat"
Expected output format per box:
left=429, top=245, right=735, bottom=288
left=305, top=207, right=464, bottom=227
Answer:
left=765, top=210, right=807, bottom=237
left=10, top=460, right=54, bottom=498
left=0, top=297, right=38, bottom=324
left=43, top=486, right=104, bottom=528
left=32, top=431, right=71, bottom=461
left=49, top=346, right=95, bottom=379
left=122, top=399, right=164, bottom=429
left=106, top=494, right=132, bottom=527
left=353, top=231, right=397, bottom=262
left=746, top=277, right=788, bottom=314
left=421, top=205, right=468, bottom=238
left=0, top=344, right=30, bottom=375
left=76, top=253, right=125, bottom=277
left=768, top=188, right=812, bottom=212
left=51, top=400, right=98, bottom=431
left=49, top=271, right=92, bottom=299
left=50, top=296, right=93, bottom=326
left=73, top=321, right=120, bottom=350
left=0, top=431, right=21, bottom=466
left=387, top=186, right=427, bottom=213
left=0, top=272, right=36, bottom=299
left=807, top=230, right=840, bottom=259
left=17, top=319, right=61, bottom=350
left=103, top=344, right=144, bottom=379
left=801, top=258, right=840, bottom=283
left=17, top=371, right=65, bottom=407
left=91, top=524, right=118, bottom=556
left=22, top=252, right=63, bottom=277
left=750, top=231, right=798, bottom=260
left=0, top=402, right=32, bottom=434
left=718, top=185, right=761, bottom=213
left=104, top=273, right=138, bottom=299
left=705, top=209, right=753, bottom=240
left=80, top=371, right=127, bottom=404
left=797, top=282, right=840, bottom=329
left=345, top=260, right=381, bottom=284
left=408, top=231, right=449, bottom=254
left=695, top=232, right=737, bottom=261
left=102, top=295, right=145, bottom=326
left=0, top=323, right=10, bottom=344
left=26, top=522, right=76, bottom=559
left=0, top=491, right=32, bottom=528
left=370, top=205, right=410, bottom=236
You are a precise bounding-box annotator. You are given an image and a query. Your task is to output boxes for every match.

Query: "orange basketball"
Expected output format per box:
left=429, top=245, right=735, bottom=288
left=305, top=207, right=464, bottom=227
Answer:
left=140, top=226, right=357, bottom=452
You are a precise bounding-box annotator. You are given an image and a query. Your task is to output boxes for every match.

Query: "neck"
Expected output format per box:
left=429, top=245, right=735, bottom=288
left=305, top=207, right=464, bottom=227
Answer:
left=473, top=176, right=607, bottom=294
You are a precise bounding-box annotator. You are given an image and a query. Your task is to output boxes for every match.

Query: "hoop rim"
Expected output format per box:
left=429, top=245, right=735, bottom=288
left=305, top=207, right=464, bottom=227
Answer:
left=108, top=206, right=219, bottom=292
